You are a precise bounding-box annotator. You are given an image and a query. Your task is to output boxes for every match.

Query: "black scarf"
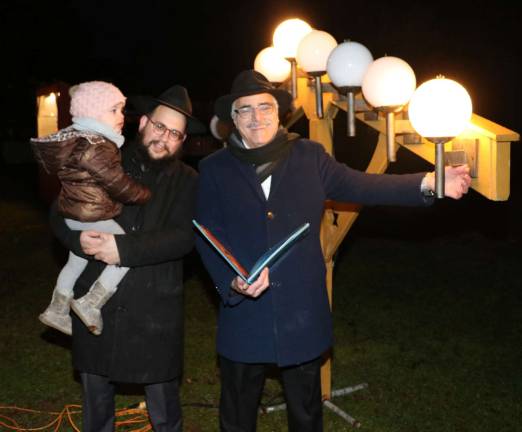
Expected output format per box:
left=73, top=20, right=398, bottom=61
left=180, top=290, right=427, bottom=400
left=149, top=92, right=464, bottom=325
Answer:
left=227, top=128, right=299, bottom=182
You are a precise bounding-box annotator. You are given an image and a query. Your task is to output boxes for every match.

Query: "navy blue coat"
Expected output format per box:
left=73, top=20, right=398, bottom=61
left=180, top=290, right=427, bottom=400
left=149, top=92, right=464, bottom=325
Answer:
left=196, top=139, right=430, bottom=367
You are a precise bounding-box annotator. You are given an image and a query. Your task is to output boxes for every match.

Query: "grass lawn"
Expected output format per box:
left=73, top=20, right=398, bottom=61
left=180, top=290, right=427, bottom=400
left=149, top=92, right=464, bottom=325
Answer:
left=1, top=164, right=520, bottom=431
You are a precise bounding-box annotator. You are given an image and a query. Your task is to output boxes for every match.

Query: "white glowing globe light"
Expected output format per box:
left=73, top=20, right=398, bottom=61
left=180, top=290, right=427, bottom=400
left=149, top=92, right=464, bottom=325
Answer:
left=326, top=41, right=373, bottom=88
left=296, top=30, right=337, bottom=74
left=273, top=18, right=312, bottom=59
left=408, top=77, right=472, bottom=138
left=362, top=56, right=416, bottom=108
left=254, top=47, right=291, bottom=83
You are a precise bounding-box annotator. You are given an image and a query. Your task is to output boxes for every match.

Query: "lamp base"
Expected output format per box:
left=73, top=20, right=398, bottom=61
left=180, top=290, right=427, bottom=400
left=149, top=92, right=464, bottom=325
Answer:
left=426, top=137, right=452, bottom=199
left=260, top=383, right=368, bottom=427
left=373, top=106, right=407, bottom=163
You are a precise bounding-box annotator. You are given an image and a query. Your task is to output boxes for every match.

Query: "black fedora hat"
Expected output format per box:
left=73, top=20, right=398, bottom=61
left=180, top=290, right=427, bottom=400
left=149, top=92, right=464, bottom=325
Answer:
left=214, top=70, right=293, bottom=121
left=149, top=85, right=206, bottom=134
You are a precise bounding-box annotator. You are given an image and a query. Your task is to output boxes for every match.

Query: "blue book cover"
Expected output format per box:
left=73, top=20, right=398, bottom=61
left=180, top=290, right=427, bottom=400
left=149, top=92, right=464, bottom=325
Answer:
left=193, top=220, right=310, bottom=284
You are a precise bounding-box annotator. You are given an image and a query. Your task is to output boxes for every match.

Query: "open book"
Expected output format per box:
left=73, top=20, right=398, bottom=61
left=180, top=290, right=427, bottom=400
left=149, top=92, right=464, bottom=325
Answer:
left=193, top=220, right=310, bottom=284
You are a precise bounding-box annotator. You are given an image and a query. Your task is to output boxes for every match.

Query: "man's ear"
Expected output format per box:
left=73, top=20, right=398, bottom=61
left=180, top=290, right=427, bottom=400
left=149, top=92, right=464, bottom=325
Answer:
left=138, top=115, right=148, bottom=132
left=231, top=115, right=239, bottom=129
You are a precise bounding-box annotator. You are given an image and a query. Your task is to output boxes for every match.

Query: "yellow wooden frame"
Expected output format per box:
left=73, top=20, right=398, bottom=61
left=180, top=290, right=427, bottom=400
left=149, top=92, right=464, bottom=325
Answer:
left=285, top=76, right=519, bottom=401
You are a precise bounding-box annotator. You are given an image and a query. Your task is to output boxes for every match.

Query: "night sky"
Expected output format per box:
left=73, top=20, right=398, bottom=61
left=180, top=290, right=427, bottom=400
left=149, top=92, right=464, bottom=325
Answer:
left=1, top=0, right=520, bottom=138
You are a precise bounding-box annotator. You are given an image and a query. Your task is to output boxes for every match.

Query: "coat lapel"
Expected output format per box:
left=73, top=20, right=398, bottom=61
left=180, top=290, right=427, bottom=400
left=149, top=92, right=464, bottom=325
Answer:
left=266, top=147, right=292, bottom=200
left=230, top=153, right=267, bottom=202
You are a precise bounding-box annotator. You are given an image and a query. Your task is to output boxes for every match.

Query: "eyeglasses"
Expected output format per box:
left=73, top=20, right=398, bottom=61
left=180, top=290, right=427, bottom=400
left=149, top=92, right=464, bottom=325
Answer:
left=146, top=116, right=186, bottom=142
left=233, top=102, right=276, bottom=120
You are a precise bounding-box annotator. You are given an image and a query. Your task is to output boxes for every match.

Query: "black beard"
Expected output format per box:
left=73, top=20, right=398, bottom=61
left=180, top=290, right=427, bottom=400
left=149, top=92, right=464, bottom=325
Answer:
left=136, top=139, right=181, bottom=170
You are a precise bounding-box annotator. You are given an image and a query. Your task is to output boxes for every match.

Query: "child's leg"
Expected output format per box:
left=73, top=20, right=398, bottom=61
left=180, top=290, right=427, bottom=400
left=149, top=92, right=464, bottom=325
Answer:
left=66, top=218, right=129, bottom=294
left=40, top=249, right=88, bottom=336
left=90, top=218, right=130, bottom=295
left=70, top=219, right=128, bottom=335
left=55, top=251, right=89, bottom=296
left=39, top=218, right=91, bottom=335
left=97, top=265, right=129, bottom=295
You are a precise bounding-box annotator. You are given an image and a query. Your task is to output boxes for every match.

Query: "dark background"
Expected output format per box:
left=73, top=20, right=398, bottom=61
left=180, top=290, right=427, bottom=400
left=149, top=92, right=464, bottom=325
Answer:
left=0, top=0, right=520, bottom=241
left=1, top=0, right=520, bottom=139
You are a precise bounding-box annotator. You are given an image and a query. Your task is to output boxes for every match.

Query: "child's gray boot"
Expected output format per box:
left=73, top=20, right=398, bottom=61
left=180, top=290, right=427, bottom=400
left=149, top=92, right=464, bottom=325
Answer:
left=39, top=291, right=73, bottom=336
left=70, top=281, right=112, bottom=336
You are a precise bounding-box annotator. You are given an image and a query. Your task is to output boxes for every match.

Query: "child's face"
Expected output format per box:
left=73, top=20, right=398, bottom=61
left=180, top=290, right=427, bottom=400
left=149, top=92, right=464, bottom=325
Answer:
left=97, top=101, right=125, bottom=134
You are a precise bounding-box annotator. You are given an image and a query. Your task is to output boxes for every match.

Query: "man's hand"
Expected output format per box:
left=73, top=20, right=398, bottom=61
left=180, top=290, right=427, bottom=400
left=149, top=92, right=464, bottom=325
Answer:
left=231, top=267, right=270, bottom=298
left=80, top=230, right=121, bottom=265
left=424, top=165, right=472, bottom=199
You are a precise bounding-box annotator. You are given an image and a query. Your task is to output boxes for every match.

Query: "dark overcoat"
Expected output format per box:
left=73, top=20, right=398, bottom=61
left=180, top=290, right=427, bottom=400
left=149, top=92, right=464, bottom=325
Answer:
left=50, top=140, right=198, bottom=383
left=196, top=139, right=431, bottom=367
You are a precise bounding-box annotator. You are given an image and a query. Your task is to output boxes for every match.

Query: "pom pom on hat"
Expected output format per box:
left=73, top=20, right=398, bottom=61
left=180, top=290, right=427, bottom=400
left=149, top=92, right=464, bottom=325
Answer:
left=69, top=81, right=126, bottom=119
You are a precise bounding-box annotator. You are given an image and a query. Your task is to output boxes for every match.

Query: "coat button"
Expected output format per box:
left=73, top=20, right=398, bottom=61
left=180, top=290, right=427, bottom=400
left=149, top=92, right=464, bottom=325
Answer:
left=267, top=211, right=275, bottom=220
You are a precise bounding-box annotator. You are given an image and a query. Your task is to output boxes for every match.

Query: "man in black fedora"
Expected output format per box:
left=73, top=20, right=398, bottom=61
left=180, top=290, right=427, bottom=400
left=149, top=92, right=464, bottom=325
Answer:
left=49, top=85, right=205, bottom=432
left=195, top=70, right=472, bottom=431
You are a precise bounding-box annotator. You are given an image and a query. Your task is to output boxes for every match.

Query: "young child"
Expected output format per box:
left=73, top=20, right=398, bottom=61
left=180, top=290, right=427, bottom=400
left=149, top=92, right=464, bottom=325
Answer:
left=32, top=81, right=151, bottom=336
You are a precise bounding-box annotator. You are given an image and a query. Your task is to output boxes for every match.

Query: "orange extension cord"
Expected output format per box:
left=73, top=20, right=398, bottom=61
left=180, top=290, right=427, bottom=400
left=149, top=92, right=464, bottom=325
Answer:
left=0, top=405, right=152, bottom=431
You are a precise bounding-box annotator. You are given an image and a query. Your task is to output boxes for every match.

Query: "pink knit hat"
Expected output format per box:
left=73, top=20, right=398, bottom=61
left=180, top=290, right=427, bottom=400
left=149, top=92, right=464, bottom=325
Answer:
left=69, top=81, right=126, bottom=119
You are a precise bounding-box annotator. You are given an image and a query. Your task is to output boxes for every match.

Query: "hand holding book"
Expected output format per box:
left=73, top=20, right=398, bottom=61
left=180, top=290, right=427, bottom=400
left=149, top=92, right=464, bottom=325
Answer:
left=231, top=267, right=270, bottom=298
left=193, top=220, right=310, bottom=285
